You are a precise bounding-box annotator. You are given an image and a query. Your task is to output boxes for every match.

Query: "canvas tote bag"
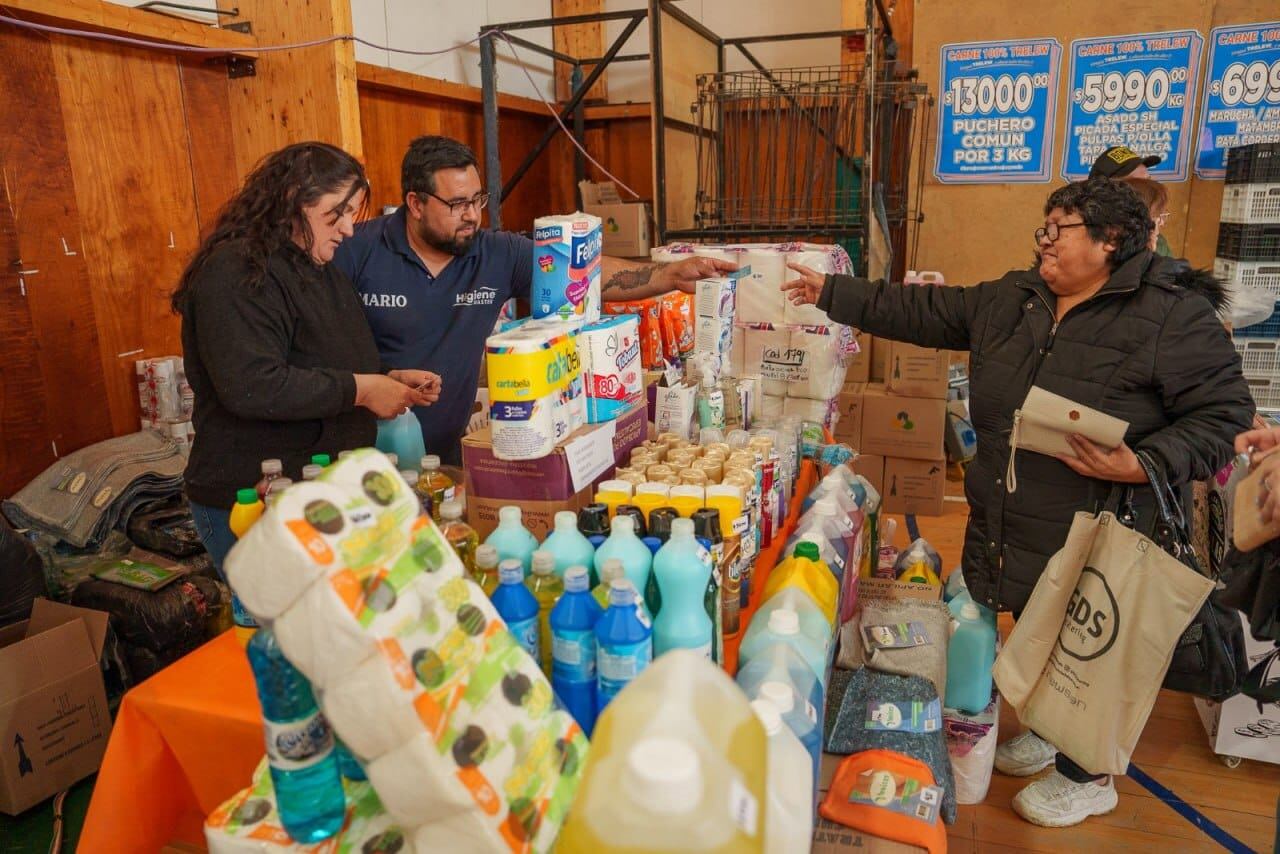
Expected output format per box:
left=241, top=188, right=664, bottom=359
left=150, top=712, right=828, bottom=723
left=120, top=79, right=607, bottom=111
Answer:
left=992, top=505, right=1214, bottom=775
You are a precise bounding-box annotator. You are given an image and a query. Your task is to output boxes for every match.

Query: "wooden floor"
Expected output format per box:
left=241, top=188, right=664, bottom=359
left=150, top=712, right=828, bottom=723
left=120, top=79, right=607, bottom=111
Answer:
left=890, top=470, right=1280, bottom=853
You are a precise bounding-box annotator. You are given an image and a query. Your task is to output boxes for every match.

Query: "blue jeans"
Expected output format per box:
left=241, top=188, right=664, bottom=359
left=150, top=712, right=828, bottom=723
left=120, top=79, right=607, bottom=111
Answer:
left=189, top=501, right=236, bottom=581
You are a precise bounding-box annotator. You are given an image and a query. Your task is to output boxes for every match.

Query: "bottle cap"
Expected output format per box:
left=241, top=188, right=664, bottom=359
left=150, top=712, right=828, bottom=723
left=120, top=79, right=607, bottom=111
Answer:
left=648, top=507, right=679, bottom=542
left=598, top=479, right=634, bottom=496
left=699, top=427, right=725, bottom=445
left=691, top=508, right=722, bottom=541
left=610, top=514, right=636, bottom=536
left=261, top=458, right=282, bottom=475
left=439, top=499, right=463, bottom=521
left=635, top=482, right=671, bottom=497
left=302, top=464, right=324, bottom=481
left=532, top=550, right=555, bottom=576
left=960, top=602, right=981, bottom=621
left=614, top=505, right=648, bottom=537
left=814, top=497, right=837, bottom=517
left=554, top=510, right=578, bottom=530
left=474, top=544, right=499, bottom=570
left=760, top=680, right=795, bottom=714
left=608, top=578, right=637, bottom=606
left=235, top=488, right=259, bottom=506
left=338, top=451, right=354, bottom=460
left=671, top=517, right=695, bottom=539
left=564, top=566, right=590, bottom=592
left=750, top=698, right=783, bottom=735
left=793, top=541, right=820, bottom=561
left=706, top=484, right=743, bottom=503
left=499, top=561, right=524, bottom=585
left=498, top=505, right=522, bottom=524
left=624, top=738, right=700, bottom=816
left=400, top=470, right=418, bottom=485
left=768, top=608, right=800, bottom=636
left=311, top=454, right=331, bottom=467
left=577, top=504, right=610, bottom=536
left=421, top=454, right=441, bottom=470
left=600, top=558, right=625, bottom=585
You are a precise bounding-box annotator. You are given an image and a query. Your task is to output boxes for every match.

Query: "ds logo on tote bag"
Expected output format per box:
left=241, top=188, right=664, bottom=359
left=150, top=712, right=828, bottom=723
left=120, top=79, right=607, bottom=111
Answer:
left=1060, top=567, right=1120, bottom=662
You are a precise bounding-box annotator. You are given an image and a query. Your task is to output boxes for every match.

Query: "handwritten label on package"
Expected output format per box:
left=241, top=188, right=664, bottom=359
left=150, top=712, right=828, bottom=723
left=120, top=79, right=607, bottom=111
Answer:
left=1194, top=22, right=1280, bottom=178
left=1062, top=30, right=1204, bottom=180
left=564, top=420, right=616, bottom=493
left=865, top=699, right=942, bottom=733
left=862, top=621, right=932, bottom=650
left=935, top=38, right=1062, bottom=183
left=760, top=346, right=809, bottom=382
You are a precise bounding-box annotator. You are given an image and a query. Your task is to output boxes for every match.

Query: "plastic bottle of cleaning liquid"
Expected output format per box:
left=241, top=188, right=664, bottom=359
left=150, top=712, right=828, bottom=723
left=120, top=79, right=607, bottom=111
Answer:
left=945, top=601, right=997, bottom=715
left=246, top=628, right=345, bottom=842
left=577, top=503, right=611, bottom=550
left=332, top=739, right=366, bottom=782
left=593, top=558, right=626, bottom=611
left=944, top=566, right=969, bottom=602
left=669, top=485, right=705, bottom=519
left=416, top=454, right=455, bottom=521
left=227, top=488, right=265, bottom=632
left=759, top=680, right=822, bottom=793
left=473, top=544, right=501, bottom=597
left=652, top=518, right=713, bottom=658
left=739, top=608, right=827, bottom=686
left=692, top=508, right=726, bottom=663
left=526, top=550, right=564, bottom=676
left=796, top=498, right=853, bottom=569
left=631, top=483, right=669, bottom=525
left=375, top=408, right=426, bottom=474
left=696, top=368, right=726, bottom=430
left=493, top=560, right=540, bottom=661
left=614, top=505, right=648, bottom=538
left=301, top=464, right=323, bottom=482
left=705, top=485, right=745, bottom=633
left=645, top=507, right=679, bottom=615
left=557, top=651, right=768, bottom=853
left=551, top=565, right=604, bottom=736
left=763, top=541, right=839, bottom=625
left=254, top=459, right=283, bottom=501
left=438, top=499, right=478, bottom=579
left=543, top=510, right=596, bottom=579
left=594, top=479, right=634, bottom=520
left=737, top=643, right=824, bottom=777
left=484, top=505, right=539, bottom=575
left=751, top=585, right=833, bottom=647
left=874, top=517, right=900, bottom=579
left=595, top=579, right=653, bottom=713
left=751, top=698, right=815, bottom=851
left=263, top=477, right=293, bottom=505
left=593, top=514, right=653, bottom=603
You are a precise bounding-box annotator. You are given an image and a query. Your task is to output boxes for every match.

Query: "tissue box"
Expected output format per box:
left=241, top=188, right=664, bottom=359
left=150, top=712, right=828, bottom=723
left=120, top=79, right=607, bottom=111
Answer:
left=694, top=271, right=745, bottom=320
left=578, top=315, right=643, bottom=423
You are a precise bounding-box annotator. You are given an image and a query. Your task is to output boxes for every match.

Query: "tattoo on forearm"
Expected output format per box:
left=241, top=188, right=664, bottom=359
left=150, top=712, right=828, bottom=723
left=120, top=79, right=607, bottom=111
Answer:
left=604, top=264, right=662, bottom=293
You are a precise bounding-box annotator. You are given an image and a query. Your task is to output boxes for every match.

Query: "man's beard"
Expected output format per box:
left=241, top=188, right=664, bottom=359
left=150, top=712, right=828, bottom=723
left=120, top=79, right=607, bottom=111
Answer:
left=417, top=222, right=476, bottom=256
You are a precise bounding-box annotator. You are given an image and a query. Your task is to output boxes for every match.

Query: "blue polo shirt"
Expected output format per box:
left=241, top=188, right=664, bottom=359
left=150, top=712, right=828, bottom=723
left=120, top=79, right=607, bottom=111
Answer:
left=333, top=207, right=532, bottom=465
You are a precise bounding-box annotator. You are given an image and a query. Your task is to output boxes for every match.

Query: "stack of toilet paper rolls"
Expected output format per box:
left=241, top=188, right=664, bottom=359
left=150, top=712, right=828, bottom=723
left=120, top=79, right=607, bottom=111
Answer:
left=652, top=242, right=857, bottom=430
left=225, top=449, right=587, bottom=852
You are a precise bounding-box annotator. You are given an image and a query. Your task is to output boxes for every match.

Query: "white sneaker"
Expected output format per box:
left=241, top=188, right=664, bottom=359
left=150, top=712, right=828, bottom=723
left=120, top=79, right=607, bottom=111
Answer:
left=1012, top=771, right=1119, bottom=827
left=995, top=731, right=1057, bottom=777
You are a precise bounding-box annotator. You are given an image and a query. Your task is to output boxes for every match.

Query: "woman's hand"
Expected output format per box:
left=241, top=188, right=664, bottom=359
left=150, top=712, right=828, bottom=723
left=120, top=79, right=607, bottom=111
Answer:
left=1251, top=452, right=1280, bottom=525
left=1234, top=423, right=1280, bottom=457
left=1056, top=435, right=1147, bottom=483
left=781, top=263, right=825, bottom=306
left=354, top=374, right=432, bottom=418
left=388, top=370, right=442, bottom=405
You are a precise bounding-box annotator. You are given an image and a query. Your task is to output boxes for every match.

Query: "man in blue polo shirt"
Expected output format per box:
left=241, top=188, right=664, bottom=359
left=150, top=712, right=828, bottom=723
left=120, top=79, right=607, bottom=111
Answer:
left=334, top=135, right=734, bottom=465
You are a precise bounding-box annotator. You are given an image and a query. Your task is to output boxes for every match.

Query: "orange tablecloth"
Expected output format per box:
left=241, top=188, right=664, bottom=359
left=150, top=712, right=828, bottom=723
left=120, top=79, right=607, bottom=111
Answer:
left=79, top=631, right=263, bottom=853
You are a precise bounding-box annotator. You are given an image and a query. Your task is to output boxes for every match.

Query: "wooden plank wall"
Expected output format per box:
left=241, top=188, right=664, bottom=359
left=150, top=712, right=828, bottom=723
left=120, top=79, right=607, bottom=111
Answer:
left=553, top=0, right=607, bottom=102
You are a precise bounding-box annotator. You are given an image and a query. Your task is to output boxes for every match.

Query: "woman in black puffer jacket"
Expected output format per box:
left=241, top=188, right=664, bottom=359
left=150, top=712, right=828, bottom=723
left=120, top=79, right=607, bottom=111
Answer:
left=785, top=178, right=1254, bottom=827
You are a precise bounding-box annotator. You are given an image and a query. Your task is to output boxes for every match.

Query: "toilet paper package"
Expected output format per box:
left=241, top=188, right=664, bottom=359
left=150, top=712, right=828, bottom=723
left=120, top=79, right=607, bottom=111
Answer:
left=532, top=213, right=602, bottom=323
left=783, top=395, right=834, bottom=427
left=486, top=321, right=583, bottom=460
left=742, top=326, right=793, bottom=397
left=784, top=244, right=849, bottom=326
left=738, top=247, right=789, bottom=324
left=578, top=315, right=643, bottom=423
left=944, top=692, right=999, bottom=805
left=788, top=326, right=849, bottom=400
left=762, top=393, right=785, bottom=419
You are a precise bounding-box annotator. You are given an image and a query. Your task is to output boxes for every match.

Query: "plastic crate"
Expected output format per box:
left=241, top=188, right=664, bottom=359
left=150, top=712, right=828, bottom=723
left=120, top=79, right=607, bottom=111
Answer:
left=1220, top=183, right=1280, bottom=224
left=1233, top=337, right=1280, bottom=376
left=1215, top=258, right=1280, bottom=297
left=1217, top=223, right=1280, bottom=262
left=1226, top=143, right=1280, bottom=185
left=1234, top=303, right=1280, bottom=338
left=1247, top=376, right=1280, bottom=410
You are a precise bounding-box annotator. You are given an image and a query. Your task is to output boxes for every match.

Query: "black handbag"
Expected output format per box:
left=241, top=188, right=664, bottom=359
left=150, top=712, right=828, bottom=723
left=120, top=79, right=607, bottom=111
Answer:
left=1112, top=452, right=1248, bottom=702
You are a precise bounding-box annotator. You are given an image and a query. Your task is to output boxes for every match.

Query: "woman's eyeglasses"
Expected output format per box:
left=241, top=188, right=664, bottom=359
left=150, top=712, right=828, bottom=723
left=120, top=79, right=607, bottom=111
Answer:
left=1034, top=222, right=1088, bottom=244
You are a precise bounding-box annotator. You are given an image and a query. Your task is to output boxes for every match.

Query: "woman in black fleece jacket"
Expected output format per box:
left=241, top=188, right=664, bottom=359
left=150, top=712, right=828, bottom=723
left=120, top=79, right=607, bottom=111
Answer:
left=173, top=142, right=441, bottom=573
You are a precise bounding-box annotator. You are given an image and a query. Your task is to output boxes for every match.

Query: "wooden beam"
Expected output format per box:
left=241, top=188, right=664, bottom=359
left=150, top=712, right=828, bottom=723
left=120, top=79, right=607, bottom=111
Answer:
left=356, top=62, right=549, bottom=117
left=582, top=102, right=650, bottom=120
left=0, top=0, right=256, bottom=52
left=552, top=0, right=606, bottom=102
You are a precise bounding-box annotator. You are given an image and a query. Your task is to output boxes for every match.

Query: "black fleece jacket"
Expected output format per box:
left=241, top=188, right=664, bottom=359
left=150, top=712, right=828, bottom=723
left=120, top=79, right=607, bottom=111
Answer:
left=181, top=243, right=384, bottom=508
left=818, top=251, right=1254, bottom=611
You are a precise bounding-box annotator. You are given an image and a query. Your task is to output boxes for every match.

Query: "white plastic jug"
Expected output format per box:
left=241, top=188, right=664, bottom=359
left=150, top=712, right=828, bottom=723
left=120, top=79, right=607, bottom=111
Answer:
left=751, top=698, right=814, bottom=853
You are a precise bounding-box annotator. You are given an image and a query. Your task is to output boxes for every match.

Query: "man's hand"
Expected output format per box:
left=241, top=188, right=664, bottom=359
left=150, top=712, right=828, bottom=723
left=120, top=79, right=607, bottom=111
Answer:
left=1056, top=435, right=1147, bottom=483
left=782, top=263, right=825, bottom=306
left=656, top=256, right=739, bottom=295
left=388, top=370, right=442, bottom=405
left=600, top=255, right=738, bottom=301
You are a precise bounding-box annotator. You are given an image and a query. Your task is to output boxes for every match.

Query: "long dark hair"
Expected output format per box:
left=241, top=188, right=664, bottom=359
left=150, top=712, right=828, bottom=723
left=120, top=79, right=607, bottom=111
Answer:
left=172, top=142, right=369, bottom=312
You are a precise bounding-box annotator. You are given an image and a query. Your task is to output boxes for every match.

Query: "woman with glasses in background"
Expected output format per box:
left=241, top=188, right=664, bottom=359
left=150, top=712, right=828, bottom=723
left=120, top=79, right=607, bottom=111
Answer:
left=784, top=177, right=1253, bottom=828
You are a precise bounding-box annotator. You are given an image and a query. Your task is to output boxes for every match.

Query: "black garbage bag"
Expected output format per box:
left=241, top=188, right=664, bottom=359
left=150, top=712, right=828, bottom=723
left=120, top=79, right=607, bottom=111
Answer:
left=126, top=496, right=206, bottom=559
left=70, top=573, right=217, bottom=655
left=0, top=515, right=49, bottom=628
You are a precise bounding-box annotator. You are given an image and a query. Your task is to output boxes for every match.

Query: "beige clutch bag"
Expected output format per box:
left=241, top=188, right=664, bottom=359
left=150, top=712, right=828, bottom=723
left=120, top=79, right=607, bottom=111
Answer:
left=1007, top=387, right=1129, bottom=492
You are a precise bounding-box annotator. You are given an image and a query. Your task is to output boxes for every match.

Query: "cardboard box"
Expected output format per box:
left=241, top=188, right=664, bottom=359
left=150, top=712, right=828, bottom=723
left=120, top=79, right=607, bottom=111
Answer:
left=882, top=457, right=947, bottom=516
left=857, top=574, right=945, bottom=603
left=1194, top=613, right=1280, bottom=766
left=813, top=753, right=929, bottom=853
left=870, top=336, right=888, bottom=382
left=462, top=400, right=647, bottom=502
left=0, top=600, right=110, bottom=815
left=850, top=453, right=885, bottom=496
left=579, top=180, right=650, bottom=258
left=832, top=384, right=866, bottom=445
left=886, top=340, right=949, bottom=399
left=860, top=385, right=946, bottom=461
left=845, top=331, right=871, bottom=385
left=467, top=491, right=593, bottom=541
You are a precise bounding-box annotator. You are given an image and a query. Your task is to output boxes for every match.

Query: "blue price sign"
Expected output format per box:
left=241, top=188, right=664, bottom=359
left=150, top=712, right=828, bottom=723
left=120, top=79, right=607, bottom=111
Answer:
left=934, top=39, right=1063, bottom=183
left=1063, top=30, right=1204, bottom=181
left=1195, top=22, right=1280, bottom=179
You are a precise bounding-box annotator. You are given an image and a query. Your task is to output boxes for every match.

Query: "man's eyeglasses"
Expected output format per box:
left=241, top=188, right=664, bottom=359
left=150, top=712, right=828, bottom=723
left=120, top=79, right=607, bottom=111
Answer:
left=417, top=191, right=489, bottom=217
left=1034, top=222, right=1089, bottom=244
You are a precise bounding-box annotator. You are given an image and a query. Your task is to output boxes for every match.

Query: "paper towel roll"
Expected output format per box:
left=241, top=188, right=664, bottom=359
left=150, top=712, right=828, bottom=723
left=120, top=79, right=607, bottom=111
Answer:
left=367, top=733, right=476, bottom=826
left=738, top=248, right=788, bottom=325
left=319, top=448, right=421, bottom=532
left=743, top=328, right=792, bottom=397
left=787, top=327, right=848, bottom=401
left=321, top=650, right=423, bottom=761
left=785, top=248, right=838, bottom=326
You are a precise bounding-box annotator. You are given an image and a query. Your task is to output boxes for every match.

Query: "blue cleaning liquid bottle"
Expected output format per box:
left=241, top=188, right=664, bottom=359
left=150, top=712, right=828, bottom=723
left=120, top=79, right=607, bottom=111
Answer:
left=374, top=408, right=426, bottom=474
left=492, top=560, right=541, bottom=662
left=945, top=601, right=997, bottom=714
left=245, top=629, right=345, bottom=843
left=550, top=565, right=604, bottom=735
left=542, top=510, right=596, bottom=579
left=737, top=643, right=825, bottom=791
left=595, top=579, right=653, bottom=714
left=651, top=518, right=713, bottom=659
left=484, top=505, right=540, bottom=576
left=333, top=739, right=366, bottom=782
left=593, top=515, right=653, bottom=602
